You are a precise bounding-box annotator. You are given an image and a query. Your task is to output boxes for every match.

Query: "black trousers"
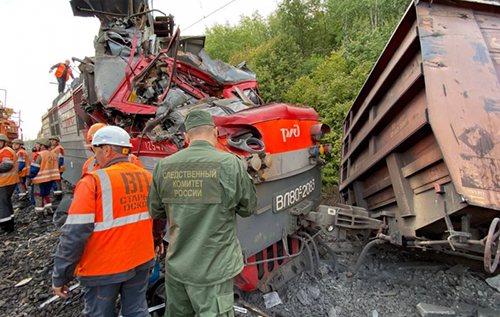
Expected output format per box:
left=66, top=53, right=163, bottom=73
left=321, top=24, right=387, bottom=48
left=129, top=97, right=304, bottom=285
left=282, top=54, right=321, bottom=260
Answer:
left=57, top=76, right=67, bottom=93
left=0, top=184, right=16, bottom=231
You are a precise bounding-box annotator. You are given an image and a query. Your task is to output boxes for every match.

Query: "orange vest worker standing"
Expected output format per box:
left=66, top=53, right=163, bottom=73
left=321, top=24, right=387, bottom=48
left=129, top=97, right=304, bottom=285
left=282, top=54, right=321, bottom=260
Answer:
left=49, top=136, right=65, bottom=196
left=0, top=133, right=19, bottom=233
left=52, top=126, right=156, bottom=316
left=49, top=60, right=74, bottom=94
left=28, top=138, right=60, bottom=215
left=12, top=139, right=30, bottom=202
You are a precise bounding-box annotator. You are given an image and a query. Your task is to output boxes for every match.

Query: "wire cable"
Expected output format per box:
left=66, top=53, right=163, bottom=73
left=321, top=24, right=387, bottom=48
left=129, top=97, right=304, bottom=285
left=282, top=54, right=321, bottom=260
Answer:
left=183, top=0, right=239, bottom=32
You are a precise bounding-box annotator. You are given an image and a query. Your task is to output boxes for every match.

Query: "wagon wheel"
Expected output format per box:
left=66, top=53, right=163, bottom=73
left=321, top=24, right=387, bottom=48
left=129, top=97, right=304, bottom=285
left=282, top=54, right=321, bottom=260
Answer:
left=147, top=276, right=165, bottom=316
left=484, top=218, right=500, bottom=273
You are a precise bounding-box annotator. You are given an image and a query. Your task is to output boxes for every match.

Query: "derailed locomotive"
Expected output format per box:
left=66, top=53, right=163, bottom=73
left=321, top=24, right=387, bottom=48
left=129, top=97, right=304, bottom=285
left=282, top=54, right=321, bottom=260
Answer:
left=43, top=0, right=500, bottom=308
left=48, top=0, right=335, bottom=299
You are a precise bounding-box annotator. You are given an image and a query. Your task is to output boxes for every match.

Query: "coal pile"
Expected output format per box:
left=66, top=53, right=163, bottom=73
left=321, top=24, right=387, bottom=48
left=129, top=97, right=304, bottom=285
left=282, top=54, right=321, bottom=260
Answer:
left=0, top=188, right=84, bottom=317
left=238, top=240, right=500, bottom=317
left=2, top=185, right=500, bottom=316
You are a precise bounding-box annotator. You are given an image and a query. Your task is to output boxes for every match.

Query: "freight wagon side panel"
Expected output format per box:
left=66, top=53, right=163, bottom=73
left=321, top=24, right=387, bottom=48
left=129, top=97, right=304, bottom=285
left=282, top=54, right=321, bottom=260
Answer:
left=419, top=3, right=500, bottom=210
left=339, top=0, right=500, bottom=240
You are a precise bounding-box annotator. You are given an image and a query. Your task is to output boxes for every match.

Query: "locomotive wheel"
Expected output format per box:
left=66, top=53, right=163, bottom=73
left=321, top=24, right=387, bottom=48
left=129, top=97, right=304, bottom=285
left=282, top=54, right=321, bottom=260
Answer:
left=484, top=218, right=500, bottom=273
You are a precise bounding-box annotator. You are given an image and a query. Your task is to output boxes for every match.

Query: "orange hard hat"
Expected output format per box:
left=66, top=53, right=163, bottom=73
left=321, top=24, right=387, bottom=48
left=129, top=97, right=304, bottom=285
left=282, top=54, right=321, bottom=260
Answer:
left=87, top=123, right=107, bottom=142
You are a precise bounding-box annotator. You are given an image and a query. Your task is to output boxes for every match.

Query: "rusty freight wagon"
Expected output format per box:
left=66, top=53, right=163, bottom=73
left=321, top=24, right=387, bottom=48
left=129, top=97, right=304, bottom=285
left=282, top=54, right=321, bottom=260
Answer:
left=338, top=0, right=500, bottom=273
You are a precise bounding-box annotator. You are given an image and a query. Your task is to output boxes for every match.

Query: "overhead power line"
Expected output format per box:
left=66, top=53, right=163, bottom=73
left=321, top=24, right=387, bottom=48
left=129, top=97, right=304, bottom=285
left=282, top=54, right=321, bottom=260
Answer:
left=183, top=0, right=239, bottom=32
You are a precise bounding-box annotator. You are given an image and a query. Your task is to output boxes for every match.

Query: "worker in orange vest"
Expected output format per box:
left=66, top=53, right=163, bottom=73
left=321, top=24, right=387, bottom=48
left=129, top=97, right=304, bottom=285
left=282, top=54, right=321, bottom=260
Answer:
left=0, top=134, right=18, bottom=233
left=27, top=138, right=60, bottom=215
left=49, top=60, right=74, bottom=94
left=52, top=126, right=156, bottom=316
left=12, top=139, right=31, bottom=208
left=82, top=123, right=143, bottom=176
left=31, top=144, right=39, bottom=161
left=49, top=135, right=65, bottom=196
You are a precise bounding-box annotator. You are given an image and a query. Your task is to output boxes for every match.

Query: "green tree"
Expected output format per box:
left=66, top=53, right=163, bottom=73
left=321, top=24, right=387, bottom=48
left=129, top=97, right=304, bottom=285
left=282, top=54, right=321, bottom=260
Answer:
left=203, top=0, right=412, bottom=186
left=244, top=35, right=305, bottom=103
left=204, top=12, right=271, bottom=62
left=271, top=0, right=330, bottom=56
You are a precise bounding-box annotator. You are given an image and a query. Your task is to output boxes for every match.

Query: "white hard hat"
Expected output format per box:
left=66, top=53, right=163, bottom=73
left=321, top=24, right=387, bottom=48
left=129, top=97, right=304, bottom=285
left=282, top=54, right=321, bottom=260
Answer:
left=91, top=126, right=132, bottom=148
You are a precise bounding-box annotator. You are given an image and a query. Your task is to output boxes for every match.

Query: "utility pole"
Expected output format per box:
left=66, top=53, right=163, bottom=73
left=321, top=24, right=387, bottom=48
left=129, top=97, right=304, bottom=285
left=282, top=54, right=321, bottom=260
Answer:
left=0, top=88, right=6, bottom=107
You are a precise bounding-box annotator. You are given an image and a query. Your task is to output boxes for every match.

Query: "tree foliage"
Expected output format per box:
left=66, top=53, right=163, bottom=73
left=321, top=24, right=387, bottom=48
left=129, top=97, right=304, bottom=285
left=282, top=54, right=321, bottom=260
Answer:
left=204, top=0, right=411, bottom=186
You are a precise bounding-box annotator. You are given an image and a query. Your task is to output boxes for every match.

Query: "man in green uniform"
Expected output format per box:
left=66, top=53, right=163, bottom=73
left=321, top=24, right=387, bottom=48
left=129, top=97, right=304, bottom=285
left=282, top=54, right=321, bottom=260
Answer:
left=148, top=109, right=258, bottom=317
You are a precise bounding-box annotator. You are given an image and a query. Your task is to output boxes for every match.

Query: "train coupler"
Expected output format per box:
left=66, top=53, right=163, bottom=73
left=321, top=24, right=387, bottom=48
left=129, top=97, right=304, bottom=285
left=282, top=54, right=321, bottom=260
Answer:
left=303, top=204, right=383, bottom=239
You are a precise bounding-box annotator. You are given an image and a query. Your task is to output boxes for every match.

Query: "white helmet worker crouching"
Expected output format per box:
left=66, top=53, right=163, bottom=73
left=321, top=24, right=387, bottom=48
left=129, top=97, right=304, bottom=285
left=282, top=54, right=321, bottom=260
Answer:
left=92, top=126, right=133, bottom=155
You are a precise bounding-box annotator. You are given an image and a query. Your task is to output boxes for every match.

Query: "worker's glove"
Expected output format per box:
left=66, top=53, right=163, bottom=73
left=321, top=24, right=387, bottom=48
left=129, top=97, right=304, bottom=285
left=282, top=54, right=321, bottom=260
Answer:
left=153, top=219, right=167, bottom=245
left=155, top=243, right=164, bottom=259
left=26, top=178, right=32, bottom=187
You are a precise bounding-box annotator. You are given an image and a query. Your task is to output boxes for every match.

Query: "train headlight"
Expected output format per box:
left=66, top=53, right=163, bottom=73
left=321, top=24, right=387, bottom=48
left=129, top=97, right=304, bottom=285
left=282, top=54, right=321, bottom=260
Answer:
left=249, top=154, right=262, bottom=171
left=310, top=123, right=330, bottom=142
left=263, top=153, right=273, bottom=168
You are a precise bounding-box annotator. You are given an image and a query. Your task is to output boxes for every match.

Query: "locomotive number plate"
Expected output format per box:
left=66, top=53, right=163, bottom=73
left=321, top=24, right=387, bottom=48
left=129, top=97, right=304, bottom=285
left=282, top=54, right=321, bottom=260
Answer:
left=273, top=178, right=316, bottom=213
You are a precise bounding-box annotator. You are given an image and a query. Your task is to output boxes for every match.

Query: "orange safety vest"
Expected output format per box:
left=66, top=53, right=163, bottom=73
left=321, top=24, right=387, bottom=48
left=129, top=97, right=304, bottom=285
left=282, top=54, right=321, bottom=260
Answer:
left=0, top=147, right=19, bottom=186
left=68, top=162, right=154, bottom=276
left=17, top=148, right=31, bottom=177
left=54, top=64, right=72, bottom=81
left=32, top=150, right=61, bottom=184
left=81, top=154, right=143, bottom=176
left=51, top=144, right=66, bottom=172
left=129, top=154, right=143, bottom=168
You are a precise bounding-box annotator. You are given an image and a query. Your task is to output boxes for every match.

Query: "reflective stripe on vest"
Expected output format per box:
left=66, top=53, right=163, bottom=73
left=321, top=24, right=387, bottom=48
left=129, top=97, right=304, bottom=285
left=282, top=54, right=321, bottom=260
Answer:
left=17, top=149, right=31, bottom=177
left=32, top=151, right=60, bottom=184
left=51, top=145, right=65, bottom=173
left=86, top=157, right=97, bottom=173
left=129, top=154, right=136, bottom=164
left=0, top=147, right=19, bottom=186
left=81, top=157, right=97, bottom=177
left=65, top=213, right=95, bottom=225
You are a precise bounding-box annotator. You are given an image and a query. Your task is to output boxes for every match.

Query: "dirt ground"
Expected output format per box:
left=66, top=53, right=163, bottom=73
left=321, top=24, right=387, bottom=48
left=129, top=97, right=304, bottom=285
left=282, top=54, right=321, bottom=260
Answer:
left=1, top=186, right=499, bottom=317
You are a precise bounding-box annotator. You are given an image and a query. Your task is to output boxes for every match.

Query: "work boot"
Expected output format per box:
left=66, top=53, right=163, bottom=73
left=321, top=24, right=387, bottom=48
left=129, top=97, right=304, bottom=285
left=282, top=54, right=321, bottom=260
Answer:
left=35, top=207, right=45, bottom=222
left=52, top=194, right=63, bottom=209
left=36, top=212, right=47, bottom=225
left=44, top=204, right=54, bottom=217
left=13, top=197, right=29, bottom=209
left=0, top=219, right=14, bottom=233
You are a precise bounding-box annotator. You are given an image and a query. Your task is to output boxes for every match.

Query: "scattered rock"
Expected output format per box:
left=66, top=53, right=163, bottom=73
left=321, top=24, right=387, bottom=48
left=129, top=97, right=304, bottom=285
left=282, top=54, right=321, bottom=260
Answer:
left=416, top=303, right=456, bottom=317
left=446, top=264, right=469, bottom=276
left=398, top=262, right=448, bottom=272
left=452, top=302, right=475, bottom=317
left=485, top=274, right=500, bottom=292
left=295, top=289, right=310, bottom=306
left=328, top=306, right=338, bottom=317
left=477, top=307, right=500, bottom=317
left=15, top=277, right=33, bottom=287
left=307, top=285, right=320, bottom=300
left=263, top=291, right=282, bottom=308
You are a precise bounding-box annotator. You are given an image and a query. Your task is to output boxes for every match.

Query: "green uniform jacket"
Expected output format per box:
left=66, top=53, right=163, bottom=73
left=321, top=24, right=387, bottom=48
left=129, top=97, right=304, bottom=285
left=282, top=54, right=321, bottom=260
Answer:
left=148, top=140, right=257, bottom=286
